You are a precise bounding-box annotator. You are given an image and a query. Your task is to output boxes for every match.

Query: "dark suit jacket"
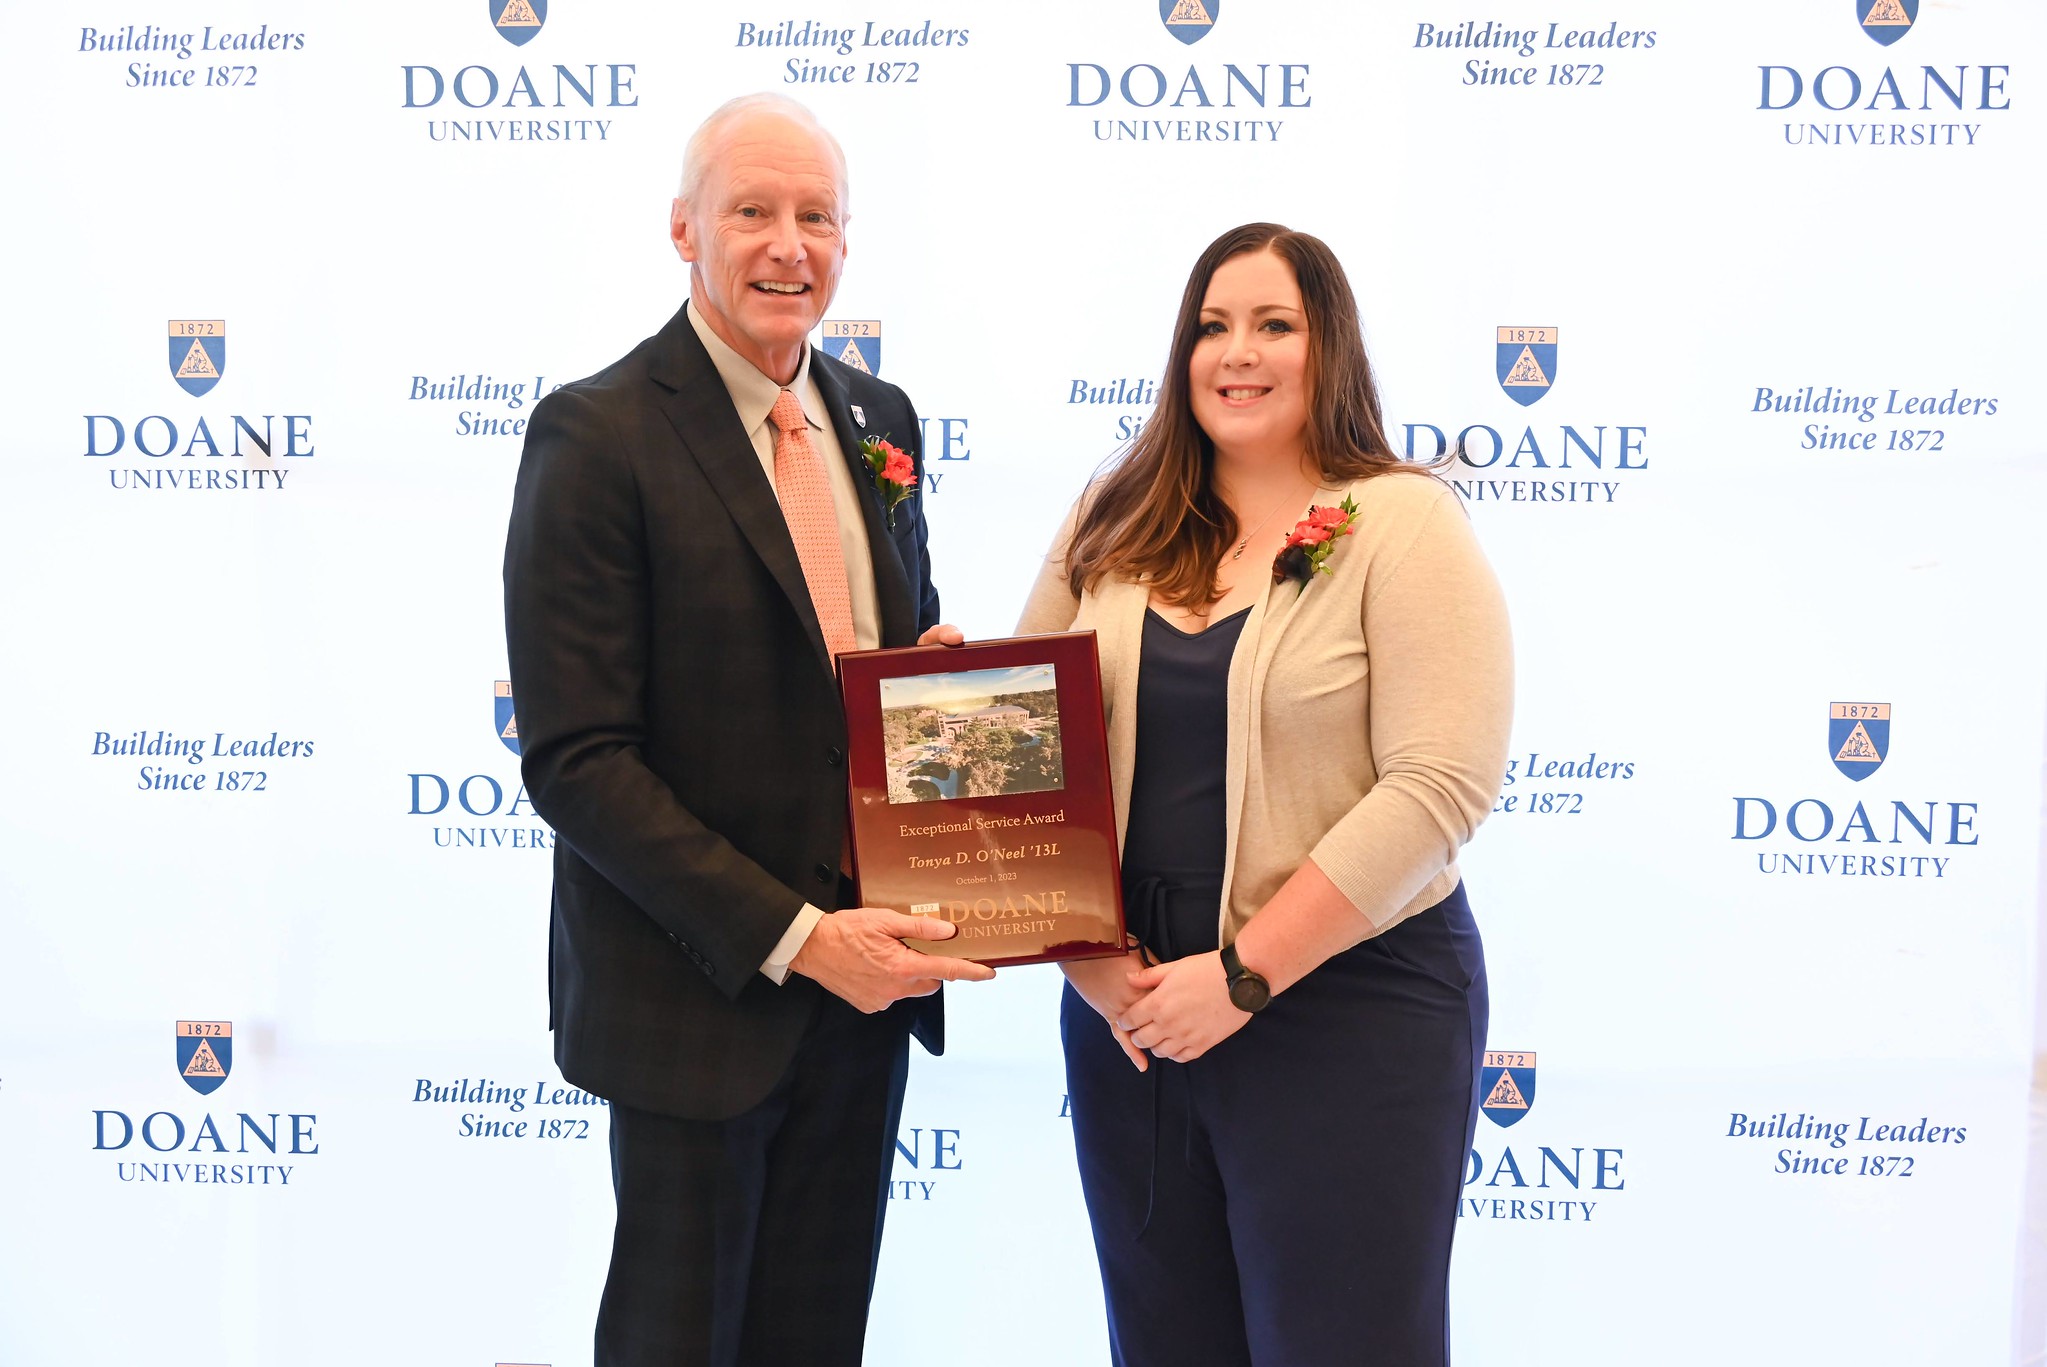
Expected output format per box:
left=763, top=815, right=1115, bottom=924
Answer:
left=503, top=301, right=942, bottom=1122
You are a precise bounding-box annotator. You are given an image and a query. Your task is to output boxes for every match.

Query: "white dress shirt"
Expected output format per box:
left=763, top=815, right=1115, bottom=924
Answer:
left=686, top=301, right=881, bottom=983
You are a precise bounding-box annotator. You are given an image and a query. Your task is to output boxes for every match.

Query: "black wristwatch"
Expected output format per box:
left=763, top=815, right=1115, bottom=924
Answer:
left=1220, top=943, right=1271, bottom=1014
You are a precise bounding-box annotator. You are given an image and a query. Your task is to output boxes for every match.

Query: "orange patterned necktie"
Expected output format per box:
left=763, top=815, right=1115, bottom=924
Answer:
left=769, top=389, right=857, bottom=660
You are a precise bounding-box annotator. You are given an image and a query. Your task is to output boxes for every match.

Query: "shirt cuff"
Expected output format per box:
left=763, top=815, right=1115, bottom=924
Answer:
left=760, top=903, right=826, bottom=985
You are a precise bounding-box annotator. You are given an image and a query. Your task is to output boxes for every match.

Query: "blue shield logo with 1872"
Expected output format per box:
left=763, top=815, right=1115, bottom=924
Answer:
left=1495, top=327, right=1556, bottom=407
left=1480, top=1050, right=1535, bottom=1127
left=168, top=321, right=226, bottom=397
left=176, top=1021, right=233, bottom=1095
left=824, top=320, right=882, bottom=377
left=1828, top=702, right=1889, bottom=781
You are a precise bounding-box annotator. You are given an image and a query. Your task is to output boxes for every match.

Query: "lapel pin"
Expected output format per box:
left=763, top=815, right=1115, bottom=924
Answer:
left=851, top=404, right=866, bottom=428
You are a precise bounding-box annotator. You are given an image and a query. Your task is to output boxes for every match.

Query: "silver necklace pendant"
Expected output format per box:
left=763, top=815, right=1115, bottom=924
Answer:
left=1229, top=478, right=1311, bottom=566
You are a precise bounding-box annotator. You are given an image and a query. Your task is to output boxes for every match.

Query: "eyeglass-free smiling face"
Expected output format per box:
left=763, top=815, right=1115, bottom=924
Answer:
left=1186, top=248, right=1314, bottom=464
left=672, top=113, right=847, bottom=384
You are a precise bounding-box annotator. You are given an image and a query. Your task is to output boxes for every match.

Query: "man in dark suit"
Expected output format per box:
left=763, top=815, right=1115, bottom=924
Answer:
left=503, top=93, right=993, bottom=1367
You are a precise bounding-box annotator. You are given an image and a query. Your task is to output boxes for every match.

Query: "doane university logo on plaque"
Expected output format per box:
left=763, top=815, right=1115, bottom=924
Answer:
left=1480, top=1050, right=1535, bottom=1127
left=176, top=1021, right=232, bottom=1095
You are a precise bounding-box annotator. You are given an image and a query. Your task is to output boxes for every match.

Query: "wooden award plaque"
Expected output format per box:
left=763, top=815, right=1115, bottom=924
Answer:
left=838, top=632, right=1126, bottom=967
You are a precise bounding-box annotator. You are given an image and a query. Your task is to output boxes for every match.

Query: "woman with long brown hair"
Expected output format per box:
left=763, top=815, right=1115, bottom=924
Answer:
left=1018, top=223, right=1513, bottom=1365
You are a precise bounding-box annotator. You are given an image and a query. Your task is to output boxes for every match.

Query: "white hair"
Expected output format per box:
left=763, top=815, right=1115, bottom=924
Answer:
left=676, top=93, right=849, bottom=209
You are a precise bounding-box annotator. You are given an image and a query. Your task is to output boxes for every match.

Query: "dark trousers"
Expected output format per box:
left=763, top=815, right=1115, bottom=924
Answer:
left=1062, top=882, right=1488, bottom=1367
left=595, top=993, right=913, bottom=1367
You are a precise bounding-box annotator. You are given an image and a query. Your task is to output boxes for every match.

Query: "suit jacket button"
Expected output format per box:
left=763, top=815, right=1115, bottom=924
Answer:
left=667, top=932, right=681, bottom=946
left=826, top=746, right=844, bottom=766
left=814, top=863, right=832, bottom=884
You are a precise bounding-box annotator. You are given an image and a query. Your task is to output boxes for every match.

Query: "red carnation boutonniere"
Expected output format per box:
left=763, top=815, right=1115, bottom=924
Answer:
left=859, top=436, right=918, bottom=529
left=1272, top=494, right=1361, bottom=595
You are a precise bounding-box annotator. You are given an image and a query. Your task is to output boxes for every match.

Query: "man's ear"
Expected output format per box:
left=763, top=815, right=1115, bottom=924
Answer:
left=670, top=198, right=696, bottom=264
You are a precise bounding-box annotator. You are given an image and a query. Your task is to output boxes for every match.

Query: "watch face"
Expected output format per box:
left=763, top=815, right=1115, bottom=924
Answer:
left=1229, top=976, right=1270, bottom=1013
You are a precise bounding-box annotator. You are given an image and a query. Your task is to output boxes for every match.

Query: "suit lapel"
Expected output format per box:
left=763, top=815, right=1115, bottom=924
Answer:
left=812, top=355, right=919, bottom=647
left=644, top=307, right=834, bottom=676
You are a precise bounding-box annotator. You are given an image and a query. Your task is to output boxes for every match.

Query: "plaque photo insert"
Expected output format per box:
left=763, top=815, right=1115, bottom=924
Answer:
left=879, top=663, right=1066, bottom=805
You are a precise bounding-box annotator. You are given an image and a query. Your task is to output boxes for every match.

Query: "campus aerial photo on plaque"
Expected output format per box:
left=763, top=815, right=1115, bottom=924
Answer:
left=877, top=663, right=1065, bottom=805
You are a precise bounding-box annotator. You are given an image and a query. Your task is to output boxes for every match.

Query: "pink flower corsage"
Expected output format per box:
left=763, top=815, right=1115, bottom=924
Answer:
left=1272, top=494, right=1360, bottom=595
left=860, top=436, right=918, bottom=529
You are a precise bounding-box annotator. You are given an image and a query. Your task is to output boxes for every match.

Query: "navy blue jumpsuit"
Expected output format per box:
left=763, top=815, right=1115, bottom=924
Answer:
left=1061, top=606, right=1489, bottom=1366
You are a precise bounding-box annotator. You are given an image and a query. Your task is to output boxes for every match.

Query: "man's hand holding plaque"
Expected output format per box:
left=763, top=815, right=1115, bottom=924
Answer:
left=838, top=632, right=1127, bottom=967
left=790, top=905, right=995, bottom=1010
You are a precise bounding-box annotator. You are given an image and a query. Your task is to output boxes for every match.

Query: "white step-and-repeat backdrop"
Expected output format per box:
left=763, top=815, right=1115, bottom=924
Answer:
left=2, top=1, right=2042, bottom=1362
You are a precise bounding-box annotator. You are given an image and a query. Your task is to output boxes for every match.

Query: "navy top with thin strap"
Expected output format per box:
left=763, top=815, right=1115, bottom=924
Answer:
left=1122, top=605, right=1248, bottom=958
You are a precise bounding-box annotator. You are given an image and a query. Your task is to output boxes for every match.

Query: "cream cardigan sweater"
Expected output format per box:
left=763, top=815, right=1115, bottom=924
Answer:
left=1015, top=472, right=1514, bottom=945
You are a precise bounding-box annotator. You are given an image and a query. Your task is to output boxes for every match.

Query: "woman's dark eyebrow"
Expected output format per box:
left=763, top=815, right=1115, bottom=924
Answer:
left=1199, top=303, right=1304, bottom=317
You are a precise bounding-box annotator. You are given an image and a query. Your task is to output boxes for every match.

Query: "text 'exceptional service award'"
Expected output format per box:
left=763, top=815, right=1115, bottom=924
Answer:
left=839, top=632, right=1126, bottom=967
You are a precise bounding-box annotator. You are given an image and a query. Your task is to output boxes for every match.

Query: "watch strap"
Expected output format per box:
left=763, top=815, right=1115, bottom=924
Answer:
left=1220, top=942, right=1271, bottom=1012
